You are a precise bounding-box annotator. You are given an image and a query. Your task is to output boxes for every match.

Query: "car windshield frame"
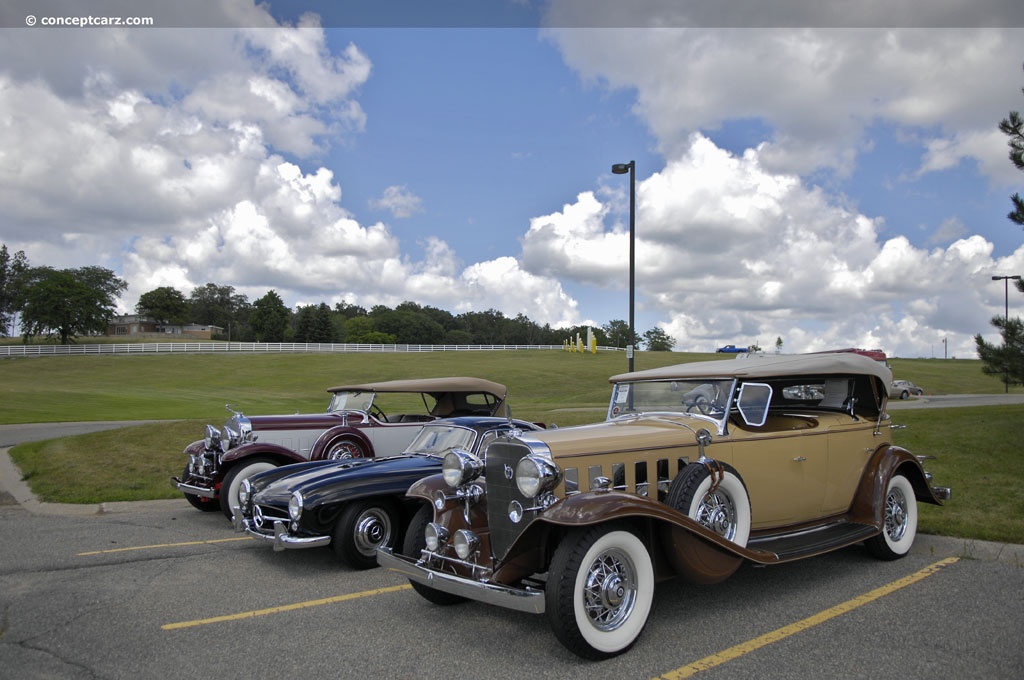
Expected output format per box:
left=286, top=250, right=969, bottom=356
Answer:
left=607, top=378, right=737, bottom=430
left=403, top=423, right=477, bottom=458
left=327, top=390, right=377, bottom=413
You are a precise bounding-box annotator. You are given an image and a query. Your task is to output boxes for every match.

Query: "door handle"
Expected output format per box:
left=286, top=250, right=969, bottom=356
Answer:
left=793, top=456, right=807, bottom=462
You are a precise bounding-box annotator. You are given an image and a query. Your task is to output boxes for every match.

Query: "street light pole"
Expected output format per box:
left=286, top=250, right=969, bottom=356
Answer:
left=612, top=160, right=635, bottom=373
left=991, top=274, right=1021, bottom=393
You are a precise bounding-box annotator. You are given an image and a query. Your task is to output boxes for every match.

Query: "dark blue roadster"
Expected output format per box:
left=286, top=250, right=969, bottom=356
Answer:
left=234, top=417, right=543, bottom=569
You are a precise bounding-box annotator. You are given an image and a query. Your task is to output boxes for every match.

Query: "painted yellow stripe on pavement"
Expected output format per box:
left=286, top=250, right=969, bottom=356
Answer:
left=656, top=557, right=960, bottom=679
left=162, top=584, right=413, bottom=630
left=78, top=536, right=253, bottom=556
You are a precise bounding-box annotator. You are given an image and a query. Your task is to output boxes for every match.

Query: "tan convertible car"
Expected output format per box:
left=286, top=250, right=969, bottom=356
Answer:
left=379, top=352, right=951, bottom=659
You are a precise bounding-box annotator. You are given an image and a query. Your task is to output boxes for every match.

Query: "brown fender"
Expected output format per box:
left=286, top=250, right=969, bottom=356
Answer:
left=849, top=444, right=944, bottom=527
left=521, top=491, right=773, bottom=578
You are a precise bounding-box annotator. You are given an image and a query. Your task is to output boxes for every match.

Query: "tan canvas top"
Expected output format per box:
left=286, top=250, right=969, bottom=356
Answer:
left=610, top=352, right=892, bottom=395
left=327, top=376, right=507, bottom=398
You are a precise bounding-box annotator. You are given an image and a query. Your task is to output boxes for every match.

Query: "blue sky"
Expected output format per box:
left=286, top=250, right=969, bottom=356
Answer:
left=2, top=0, right=1024, bottom=359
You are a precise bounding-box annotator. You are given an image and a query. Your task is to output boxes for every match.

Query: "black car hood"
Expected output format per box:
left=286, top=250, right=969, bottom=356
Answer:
left=252, top=454, right=442, bottom=508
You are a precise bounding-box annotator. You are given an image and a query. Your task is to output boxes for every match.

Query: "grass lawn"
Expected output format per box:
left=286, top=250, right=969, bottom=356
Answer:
left=3, top=349, right=1021, bottom=544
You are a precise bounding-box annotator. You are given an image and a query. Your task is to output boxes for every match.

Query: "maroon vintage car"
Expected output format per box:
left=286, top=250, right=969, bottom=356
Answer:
left=172, top=377, right=509, bottom=519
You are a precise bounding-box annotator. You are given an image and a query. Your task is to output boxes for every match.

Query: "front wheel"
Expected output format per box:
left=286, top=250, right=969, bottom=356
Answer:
left=332, top=499, right=399, bottom=570
left=865, top=473, right=918, bottom=560
left=545, top=524, right=654, bottom=660
left=219, top=457, right=278, bottom=520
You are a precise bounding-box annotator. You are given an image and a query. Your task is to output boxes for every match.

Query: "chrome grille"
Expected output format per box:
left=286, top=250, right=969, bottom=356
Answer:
left=252, top=503, right=289, bottom=533
left=485, top=440, right=534, bottom=560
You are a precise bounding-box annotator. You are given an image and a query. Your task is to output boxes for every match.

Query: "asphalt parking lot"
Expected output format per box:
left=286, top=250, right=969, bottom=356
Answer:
left=1, top=455, right=1023, bottom=680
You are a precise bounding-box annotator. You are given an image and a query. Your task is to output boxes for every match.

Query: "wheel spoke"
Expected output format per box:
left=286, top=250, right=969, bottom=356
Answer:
left=582, top=550, right=636, bottom=631
left=884, top=486, right=908, bottom=541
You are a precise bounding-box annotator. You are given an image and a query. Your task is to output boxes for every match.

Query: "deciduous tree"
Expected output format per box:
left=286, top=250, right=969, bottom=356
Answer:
left=20, top=266, right=127, bottom=344
left=642, top=327, right=675, bottom=351
left=0, top=244, right=30, bottom=336
left=136, top=286, right=190, bottom=326
left=250, top=290, right=291, bottom=342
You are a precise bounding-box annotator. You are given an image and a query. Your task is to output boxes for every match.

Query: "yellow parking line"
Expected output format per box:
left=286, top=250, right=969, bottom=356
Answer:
left=162, top=584, right=413, bottom=630
left=656, top=557, right=960, bottom=679
left=78, top=536, right=253, bottom=556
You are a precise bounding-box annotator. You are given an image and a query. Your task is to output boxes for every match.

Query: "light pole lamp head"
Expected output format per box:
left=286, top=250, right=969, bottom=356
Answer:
left=611, top=162, right=632, bottom=175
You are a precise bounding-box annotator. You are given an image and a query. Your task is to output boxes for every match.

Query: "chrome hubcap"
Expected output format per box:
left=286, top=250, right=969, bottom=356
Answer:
left=583, top=548, right=637, bottom=632
left=353, top=509, right=392, bottom=556
left=884, top=486, right=908, bottom=541
left=696, top=490, right=738, bottom=540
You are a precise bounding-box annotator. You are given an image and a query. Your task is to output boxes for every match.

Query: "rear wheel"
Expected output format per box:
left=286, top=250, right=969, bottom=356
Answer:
left=401, top=504, right=467, bottom=606
left=865, top=473, right=917, bottom=560
left=332, top=499, right=399, bottom=569
left=219, top=457, right=278, bottom=520
left=545, top=524, right=654, bottom=660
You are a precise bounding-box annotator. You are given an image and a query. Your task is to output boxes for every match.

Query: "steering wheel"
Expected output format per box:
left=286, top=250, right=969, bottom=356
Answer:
left=370, top=404, right=388, bottom=422
left=686, top=395, right=711, bottom=415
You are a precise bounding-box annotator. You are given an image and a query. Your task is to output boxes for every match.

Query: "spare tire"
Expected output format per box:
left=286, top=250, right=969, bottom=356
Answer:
left=665, top=461, right=751, bottom=547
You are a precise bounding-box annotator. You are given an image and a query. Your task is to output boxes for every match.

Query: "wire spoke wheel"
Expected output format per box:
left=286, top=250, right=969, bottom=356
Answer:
left=693, top=489, right=739, bottom=540
left=582, top=548, right=638, bottom=631
left=546, top=525, right=654, bottom=659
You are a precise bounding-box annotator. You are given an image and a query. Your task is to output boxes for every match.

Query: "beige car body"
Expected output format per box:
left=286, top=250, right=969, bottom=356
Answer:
left=379, top=353, right=949, bottom=659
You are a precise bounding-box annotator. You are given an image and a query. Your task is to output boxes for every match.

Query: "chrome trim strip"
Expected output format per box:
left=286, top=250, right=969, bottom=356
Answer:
left=376, top=547, right=545, bottom=614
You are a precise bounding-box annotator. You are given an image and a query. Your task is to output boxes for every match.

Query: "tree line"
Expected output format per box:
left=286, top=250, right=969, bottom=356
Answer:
left=0, top=252, right=676, bottom=351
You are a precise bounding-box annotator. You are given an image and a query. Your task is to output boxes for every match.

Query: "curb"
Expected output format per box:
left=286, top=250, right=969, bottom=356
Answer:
left=0, top=446, right=188, bottom=516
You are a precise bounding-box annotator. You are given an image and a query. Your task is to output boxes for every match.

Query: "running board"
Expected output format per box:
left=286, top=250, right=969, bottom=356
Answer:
left=747, top=522, right=879, bottom=563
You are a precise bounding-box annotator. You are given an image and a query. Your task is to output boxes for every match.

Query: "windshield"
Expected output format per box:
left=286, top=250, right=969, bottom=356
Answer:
left=404, top=423, right=477, bottom=456
left=608, top=379, right=735, bottom=425
left=328, top=390, right=375, bottom=413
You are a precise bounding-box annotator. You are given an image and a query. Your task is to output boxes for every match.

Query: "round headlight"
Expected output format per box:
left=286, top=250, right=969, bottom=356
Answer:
left=204, top=424, right=222, bottom=452
left=441, top=449, right=484, bottom=488
left=453, top=529, right=480, bottom=559
left=425, top=523, right=448, bottom=552
left=516, top=455, right=561, bottom=498
left=288, top=491, right=303, bottom=521
left=238, top=478, right=252, bottom=507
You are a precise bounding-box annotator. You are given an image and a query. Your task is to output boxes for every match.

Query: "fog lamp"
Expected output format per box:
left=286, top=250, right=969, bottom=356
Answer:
left=453, top=529, right=480, bottom=559
left=425, top=523, right=449, bottom=552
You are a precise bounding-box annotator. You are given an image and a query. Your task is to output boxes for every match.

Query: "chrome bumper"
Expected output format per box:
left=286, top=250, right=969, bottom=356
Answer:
left=238, top=517, right=331, bottom=552
left=376, top=546, right=545, bottom=614
left=171, top=477, right=215, bottom=498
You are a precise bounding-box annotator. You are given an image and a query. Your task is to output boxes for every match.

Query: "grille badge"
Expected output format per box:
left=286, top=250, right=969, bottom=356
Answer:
left=503, top=464, right=514, bottom=480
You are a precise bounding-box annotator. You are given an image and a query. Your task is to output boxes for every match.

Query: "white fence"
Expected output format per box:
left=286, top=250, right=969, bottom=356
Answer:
left=0, top=342, right=622, bottom=357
